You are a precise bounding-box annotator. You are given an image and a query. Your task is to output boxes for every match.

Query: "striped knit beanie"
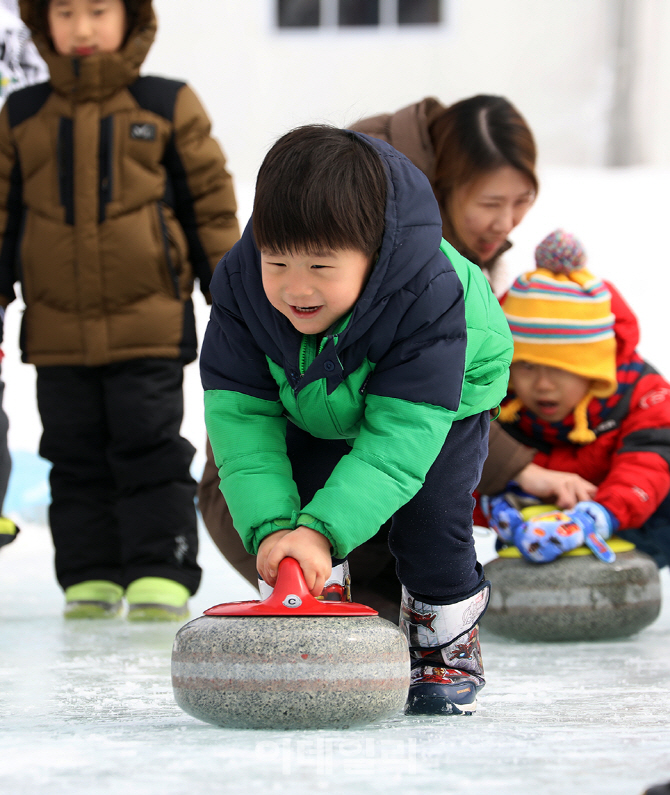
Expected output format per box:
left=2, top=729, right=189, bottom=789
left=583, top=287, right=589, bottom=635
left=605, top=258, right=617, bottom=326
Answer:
left=500, top=229, right=617, bottom=444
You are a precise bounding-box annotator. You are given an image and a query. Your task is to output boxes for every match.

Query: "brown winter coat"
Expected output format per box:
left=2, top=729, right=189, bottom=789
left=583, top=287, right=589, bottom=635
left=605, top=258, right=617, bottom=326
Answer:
left=0, top=0, right=239, bottom=365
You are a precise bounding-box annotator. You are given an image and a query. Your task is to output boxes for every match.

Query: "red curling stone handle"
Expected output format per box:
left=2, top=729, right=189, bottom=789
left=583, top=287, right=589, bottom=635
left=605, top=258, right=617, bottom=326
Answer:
left=203, top=556, right=378, bottom=617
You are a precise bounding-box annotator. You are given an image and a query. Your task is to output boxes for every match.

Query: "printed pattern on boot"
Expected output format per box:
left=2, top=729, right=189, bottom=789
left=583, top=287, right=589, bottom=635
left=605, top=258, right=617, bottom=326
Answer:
left=319, top=561, right=351, bottom=602
left=408, top=626, right=485, bottom=715
left=400, top=581, right=490, bottom=716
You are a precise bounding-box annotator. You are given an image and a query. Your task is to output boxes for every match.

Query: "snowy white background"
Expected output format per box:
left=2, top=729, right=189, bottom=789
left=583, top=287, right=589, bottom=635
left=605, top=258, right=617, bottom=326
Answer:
left=1, top=169, right=670, bottom=795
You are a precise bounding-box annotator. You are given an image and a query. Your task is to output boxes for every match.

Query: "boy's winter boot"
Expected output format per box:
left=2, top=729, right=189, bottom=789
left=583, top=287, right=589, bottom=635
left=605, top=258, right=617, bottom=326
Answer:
left=0, top=516, right=19, bottom=548
left=64, top=580, right=124, bottom=619
left=319, top=560, right=352, bottom=601
left=125, top=577, right=190, bottom=622
left=400, top=580, right=491, bottom=716
left=258, top=560, right=352, bottom=601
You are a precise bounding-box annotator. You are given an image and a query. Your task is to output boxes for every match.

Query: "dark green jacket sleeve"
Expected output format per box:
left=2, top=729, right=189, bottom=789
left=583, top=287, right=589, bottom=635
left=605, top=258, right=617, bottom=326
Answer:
left=441, top=240, right=513, bottom=418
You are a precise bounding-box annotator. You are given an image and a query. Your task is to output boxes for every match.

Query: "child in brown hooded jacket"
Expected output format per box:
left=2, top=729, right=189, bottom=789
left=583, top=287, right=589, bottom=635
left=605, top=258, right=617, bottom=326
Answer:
left=0, top=0, right=239, bottom=618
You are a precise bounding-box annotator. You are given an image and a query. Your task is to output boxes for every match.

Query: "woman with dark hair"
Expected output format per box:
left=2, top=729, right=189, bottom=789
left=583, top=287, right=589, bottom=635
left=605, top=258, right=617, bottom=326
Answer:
left=351, top=95, right=538, bottom=295
left=198, top=96, right=590, bottom=616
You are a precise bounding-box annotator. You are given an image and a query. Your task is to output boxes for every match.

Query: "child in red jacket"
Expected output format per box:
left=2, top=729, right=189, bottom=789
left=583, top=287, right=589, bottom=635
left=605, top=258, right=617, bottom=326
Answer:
left=486, top=229, right=670, bottom=567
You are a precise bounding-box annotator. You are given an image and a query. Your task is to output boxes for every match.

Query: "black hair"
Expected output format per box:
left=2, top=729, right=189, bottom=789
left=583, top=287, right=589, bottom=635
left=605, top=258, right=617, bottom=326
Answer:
left=430, top=94, right=538, bottom=199
left=252, top=125, right=387, bottom=258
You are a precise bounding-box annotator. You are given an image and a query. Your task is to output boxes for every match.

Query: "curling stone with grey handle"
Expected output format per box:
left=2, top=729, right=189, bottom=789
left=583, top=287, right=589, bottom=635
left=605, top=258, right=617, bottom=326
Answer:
left=481, top=539, right=661, bottom=642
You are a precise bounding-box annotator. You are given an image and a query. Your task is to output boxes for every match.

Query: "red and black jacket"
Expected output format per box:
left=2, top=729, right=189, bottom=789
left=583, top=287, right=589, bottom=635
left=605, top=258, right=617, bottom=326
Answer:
left=496, top=282, right=670, bottom=531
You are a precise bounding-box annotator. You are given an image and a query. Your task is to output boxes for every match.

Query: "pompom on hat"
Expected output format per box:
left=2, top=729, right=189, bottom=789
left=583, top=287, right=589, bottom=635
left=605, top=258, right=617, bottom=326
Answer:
left=500, top=229, right=617, bottom=444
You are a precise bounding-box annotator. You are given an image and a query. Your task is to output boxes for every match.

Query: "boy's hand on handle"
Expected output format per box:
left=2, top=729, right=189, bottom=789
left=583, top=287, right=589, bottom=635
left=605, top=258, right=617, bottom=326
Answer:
left=256, top=526, right=332, bottom=597
left=256, top=529, right=292, bottom=586
left=516, top=463, right=597, bottom=509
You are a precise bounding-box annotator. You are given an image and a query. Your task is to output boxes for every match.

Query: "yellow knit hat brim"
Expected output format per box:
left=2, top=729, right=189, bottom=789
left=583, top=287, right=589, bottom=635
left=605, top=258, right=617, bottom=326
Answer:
left=510, top=340, right=617, bottom=398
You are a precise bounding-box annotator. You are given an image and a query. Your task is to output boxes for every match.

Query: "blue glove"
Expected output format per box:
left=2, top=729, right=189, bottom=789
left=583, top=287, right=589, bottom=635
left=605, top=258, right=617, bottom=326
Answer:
left=484, top=491, right=526, bottom=545
left=573, top=500, right=618, bottom=561
left=515, top=501, right=617, bottom=564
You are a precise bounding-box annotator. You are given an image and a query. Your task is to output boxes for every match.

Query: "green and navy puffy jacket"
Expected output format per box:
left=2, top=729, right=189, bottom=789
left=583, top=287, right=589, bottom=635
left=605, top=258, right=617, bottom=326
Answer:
left=200, top=134, right=513, bottom=559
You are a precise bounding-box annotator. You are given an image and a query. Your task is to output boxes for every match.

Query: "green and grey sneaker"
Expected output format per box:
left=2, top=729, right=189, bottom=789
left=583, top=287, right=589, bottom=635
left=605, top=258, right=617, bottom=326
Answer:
left=64, top=580, right=124, bottom=619
left=125, top=577, right=190, bottom=622
left=0, top=516, right=19, bottom=548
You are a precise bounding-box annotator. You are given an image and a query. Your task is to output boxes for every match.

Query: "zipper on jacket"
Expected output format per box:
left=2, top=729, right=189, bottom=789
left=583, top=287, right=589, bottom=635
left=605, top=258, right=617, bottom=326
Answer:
left=295, top=332, right=347, bottom=436
left=298, top=316, right=349, bottom=378
left=298, top=333, right=337, bottom=378
left=98, top=117, right=114, bottom=223
left=299, top=332, right=342, bottom=376
left=156, top=202, right=180, bottom=299
left=298, top=334, right=319, bottom=376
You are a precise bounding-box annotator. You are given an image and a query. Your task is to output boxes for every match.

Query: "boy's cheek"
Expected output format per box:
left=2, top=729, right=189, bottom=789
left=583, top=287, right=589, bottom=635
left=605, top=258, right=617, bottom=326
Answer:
left=260, top=277, right=280, bottom=309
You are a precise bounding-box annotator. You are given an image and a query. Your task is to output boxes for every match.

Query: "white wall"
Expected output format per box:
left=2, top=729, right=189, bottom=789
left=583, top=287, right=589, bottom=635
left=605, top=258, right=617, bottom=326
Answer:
left=142, top=0, right=670, bottom=192
left=633, top=0, right=670, bottom=164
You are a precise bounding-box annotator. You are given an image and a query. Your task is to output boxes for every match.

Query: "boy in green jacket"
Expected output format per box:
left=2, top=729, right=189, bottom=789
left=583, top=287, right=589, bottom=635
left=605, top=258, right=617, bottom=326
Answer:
left=201, top=125, right=512, bottom=716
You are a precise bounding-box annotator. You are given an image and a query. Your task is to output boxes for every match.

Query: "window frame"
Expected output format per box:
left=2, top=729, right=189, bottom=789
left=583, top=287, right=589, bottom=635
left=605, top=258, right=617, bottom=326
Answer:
left=274, top=0, right=448, bottom=34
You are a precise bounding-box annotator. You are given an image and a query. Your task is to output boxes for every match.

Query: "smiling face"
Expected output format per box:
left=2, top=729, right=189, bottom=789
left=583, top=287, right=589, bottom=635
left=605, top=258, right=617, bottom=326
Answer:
left=450, top=166, right=535, bottom=264
left=48, top=0, right=127, bottom=56
left=510, top=362, right=591, bottom=423
left=260, top=248, right=374, bottom=335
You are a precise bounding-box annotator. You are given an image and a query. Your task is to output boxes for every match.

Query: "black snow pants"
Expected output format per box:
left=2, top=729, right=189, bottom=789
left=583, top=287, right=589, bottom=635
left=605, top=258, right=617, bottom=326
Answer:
left=36, top=358, right=201, bottom=593
left=286, top=411, right=489, bottom=604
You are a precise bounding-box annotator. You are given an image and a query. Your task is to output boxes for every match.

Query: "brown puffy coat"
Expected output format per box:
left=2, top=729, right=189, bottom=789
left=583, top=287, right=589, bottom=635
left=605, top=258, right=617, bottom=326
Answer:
left=0, top=0, right=239, bottom=365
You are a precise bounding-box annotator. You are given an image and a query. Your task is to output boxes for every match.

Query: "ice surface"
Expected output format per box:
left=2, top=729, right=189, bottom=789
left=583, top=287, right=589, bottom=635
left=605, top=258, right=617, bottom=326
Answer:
left=1, top=522, right=669, bottom=795
left=1, top=167, right=670, bottom=794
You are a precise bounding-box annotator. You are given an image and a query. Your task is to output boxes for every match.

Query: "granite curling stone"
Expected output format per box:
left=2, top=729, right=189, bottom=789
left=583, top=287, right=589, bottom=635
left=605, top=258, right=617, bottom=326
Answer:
left=172, top=557, right=410, bottom=729
left=481, top=538, right=662, bottom=642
